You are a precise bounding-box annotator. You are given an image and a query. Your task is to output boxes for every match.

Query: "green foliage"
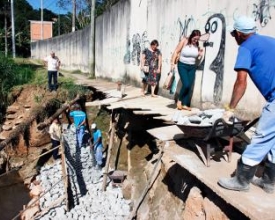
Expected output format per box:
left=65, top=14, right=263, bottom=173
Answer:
left=95, top=0, right=121, bottom=17
left=31, top=68, right=48, bottom=86
left=0, top=56, right=35, bottom=96
left=0, top=55, right=35, bottom=122
left=59, top=78, right=88, bottom=100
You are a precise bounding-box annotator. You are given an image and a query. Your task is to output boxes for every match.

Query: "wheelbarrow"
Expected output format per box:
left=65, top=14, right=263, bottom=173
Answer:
left=177, top=117, right=259, bottom=167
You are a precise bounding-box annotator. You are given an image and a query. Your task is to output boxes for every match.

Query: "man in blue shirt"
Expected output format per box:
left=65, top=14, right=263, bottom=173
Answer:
left=69, top=104, right=86, bottom=148
left=219, top=16, right=275, bottom=193
left=91, top=123, right=103, bottom=170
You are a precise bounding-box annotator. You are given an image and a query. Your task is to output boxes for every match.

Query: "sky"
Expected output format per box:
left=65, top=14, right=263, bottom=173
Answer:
left=26, top=0, right=70, bottom=15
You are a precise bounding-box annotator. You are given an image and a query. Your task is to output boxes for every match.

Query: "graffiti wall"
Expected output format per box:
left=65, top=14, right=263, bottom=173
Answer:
left=94, top=0, right=275, bottom=114
left=31, top=0, right=275, bottom=115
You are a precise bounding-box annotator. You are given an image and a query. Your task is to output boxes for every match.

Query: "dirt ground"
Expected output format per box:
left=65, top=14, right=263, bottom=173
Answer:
left=0, top=85, right=247, bottom=220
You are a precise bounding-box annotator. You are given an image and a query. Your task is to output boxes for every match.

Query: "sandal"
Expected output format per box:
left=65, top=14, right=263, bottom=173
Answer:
left=177, top=102, right=183, bottom=110
left=182, top=105, right=192, bottom=111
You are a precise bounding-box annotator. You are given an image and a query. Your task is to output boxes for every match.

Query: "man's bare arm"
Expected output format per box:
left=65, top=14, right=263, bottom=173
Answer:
left=229, top=70, right=248, bottom=109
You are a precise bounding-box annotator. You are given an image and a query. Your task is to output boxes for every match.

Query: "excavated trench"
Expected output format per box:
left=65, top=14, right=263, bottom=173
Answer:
left=110, top=110, right=249, bottom=220
left=0, top=85, right=249, bottom=220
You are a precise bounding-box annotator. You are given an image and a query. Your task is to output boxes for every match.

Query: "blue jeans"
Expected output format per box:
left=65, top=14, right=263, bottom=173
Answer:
left=242, top=100, right=275, bottom=166
left=177, top=61, right=196, bottom=106
left=48, top=70, right=58, bottom=91
left=76, top=127, right=85, bottom=147
left=94, top=146, right=103, bottom=166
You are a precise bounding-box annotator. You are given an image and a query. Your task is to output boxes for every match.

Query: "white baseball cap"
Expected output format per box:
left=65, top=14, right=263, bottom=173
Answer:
left=91, top=123, right=96, bottom=129
left=228, top=16, right=257, bottom=34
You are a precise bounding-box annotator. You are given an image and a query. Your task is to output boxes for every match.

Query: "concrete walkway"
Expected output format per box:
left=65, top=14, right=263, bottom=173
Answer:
left=63, top=72, right=275, bottom=220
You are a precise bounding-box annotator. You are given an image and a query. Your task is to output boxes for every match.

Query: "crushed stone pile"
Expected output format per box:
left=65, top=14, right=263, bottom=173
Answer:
left=34, top=124, right=130, bottom=220
left=172, top=108, right=229, bottom=126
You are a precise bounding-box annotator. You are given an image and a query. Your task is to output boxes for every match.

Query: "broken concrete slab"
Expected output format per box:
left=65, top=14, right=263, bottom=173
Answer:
left=164, top=143, right=275, bottom=220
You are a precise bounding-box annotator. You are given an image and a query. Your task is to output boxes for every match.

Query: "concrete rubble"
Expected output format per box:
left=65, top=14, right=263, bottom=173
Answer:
left=172, top=108, right=226, bottom=126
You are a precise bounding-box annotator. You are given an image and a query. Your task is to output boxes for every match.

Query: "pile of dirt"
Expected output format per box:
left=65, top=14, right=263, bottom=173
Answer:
left=0, top=85, right=71, bottom=176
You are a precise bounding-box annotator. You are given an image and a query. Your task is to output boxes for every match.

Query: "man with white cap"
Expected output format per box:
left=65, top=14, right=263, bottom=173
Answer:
left=219, top=16, right=275, bottom=193
left=91, top=123, right=103, bottom=170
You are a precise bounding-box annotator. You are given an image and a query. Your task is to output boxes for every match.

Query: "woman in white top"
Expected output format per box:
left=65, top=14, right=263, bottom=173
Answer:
left=171, top=30, right=204, bottom=110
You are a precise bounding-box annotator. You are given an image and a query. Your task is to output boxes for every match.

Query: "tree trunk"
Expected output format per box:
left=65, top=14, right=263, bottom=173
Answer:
left=0, top=95, right=80, bottom=151
left=37, top=94, right=81, bottom=130
left=0, top=113, right=40, bottom=151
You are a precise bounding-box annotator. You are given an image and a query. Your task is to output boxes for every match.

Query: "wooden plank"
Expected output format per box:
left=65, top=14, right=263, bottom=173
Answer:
left=153, top=115, right=174, bottom=121
left=133, top=110, right=162, bottom=116
left=147, top=125, right=185, bottom=141
left=107, top=97, right=148, bottom=110
left=164, top=143, right=275, bottom=220
left=108, top=96, right=174, bottom=111
left=85, top=97, right=120, bottom=106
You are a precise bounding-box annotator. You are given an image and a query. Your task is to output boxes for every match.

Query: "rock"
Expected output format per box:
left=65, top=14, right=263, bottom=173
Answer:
left=203, top=198, right=229, bottom=220
left=30, top=184, right=43, bottom=197
left=2, top=124, right=13, bottom=131
left=3, top=120, right=12, bottom=125
left=6, top=113, right=17, bottom=119
left=14, top=119, right=23, bottom=125
left=183, top=187, right=205, bottom=219
left=21, top=205, right=40, bottom=220
left=17, top=114, right=24, bottom=119
left=0, top=130, right=10, bottom=140
left=177, top=116, right=190, bottom=125
left=6, top=105, right=19, bottom=114
left=9, top=157, right=24, bottom=169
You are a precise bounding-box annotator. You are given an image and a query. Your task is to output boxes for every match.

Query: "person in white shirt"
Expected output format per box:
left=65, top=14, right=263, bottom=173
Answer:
left=171, top=30, right=204, bottom=111
left=48, top=118, right=62, bottom=160
left=44, top=51, right=61, bottom=92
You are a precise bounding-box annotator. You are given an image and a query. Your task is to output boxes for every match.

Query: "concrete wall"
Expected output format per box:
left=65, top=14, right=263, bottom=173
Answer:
left=31, top=26, right=91, bottom=73
left=31, top=0, right=275, bottom=115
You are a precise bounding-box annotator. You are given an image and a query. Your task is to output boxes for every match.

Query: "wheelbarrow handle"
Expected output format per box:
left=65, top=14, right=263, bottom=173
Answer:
left=204, top=118, right=231, bottom=141
left=243, top=117, right=260, bottom=132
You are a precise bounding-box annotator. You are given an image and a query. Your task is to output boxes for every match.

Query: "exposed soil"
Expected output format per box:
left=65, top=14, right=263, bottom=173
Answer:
left=0, top=83, right=247, bottom=220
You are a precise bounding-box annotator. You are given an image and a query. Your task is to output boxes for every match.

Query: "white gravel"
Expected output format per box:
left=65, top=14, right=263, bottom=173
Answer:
left=34, top=124, right=130, bottom=220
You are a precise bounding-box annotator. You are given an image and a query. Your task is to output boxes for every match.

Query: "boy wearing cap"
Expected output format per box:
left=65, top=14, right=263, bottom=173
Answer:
left=90, top=123, right=103, bottom=170
left=48, top=118, right=62, bottom=160
left=43, top=51, right=61, bottom=92
left=219, top=16, right=275, bottom=193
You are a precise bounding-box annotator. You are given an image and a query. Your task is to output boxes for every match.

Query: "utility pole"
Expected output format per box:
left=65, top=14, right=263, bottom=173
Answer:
left=10, top=0, right=16, bottom=58
left=89, top=0, right=95, bottom=77
left=4, top=10, right=8, bottom=57
left=58, top=11, right=60, bottom=35
left=41, top=0, right=44, bottom=40
left=72, top=0, right=76, bottom=32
